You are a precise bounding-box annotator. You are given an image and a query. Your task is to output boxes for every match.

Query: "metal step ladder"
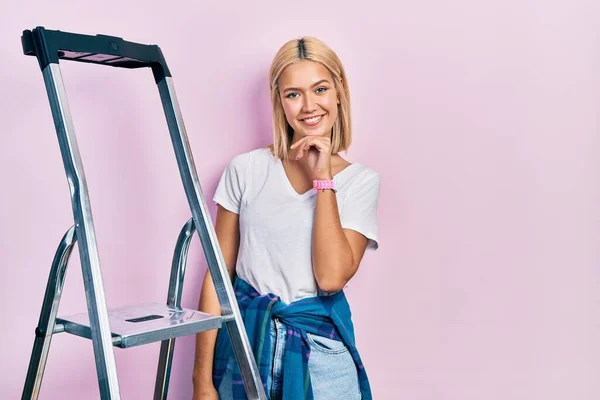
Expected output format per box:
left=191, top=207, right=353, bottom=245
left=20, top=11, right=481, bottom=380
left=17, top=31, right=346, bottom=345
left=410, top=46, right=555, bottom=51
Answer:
left=20, top=26, right=266, bottom=400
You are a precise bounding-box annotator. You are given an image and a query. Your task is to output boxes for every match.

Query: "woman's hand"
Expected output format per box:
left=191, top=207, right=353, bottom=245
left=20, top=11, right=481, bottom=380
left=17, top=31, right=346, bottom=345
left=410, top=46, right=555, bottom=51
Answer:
left=290, top=136, right=333, bottom=180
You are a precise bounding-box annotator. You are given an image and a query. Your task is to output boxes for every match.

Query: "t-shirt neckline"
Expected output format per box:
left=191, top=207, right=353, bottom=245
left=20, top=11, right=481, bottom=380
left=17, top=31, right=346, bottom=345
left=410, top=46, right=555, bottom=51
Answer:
left=265, top=147, right=359, bottom=199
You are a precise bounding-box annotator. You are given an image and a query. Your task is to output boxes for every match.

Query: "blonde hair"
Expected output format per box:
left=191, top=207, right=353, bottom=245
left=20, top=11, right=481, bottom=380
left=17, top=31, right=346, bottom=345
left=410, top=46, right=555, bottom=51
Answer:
left=269, top=37, right=352, bottom=160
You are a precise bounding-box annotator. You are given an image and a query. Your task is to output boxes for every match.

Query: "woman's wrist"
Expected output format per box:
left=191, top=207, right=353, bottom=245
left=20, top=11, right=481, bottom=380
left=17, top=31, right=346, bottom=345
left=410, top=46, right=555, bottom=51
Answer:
left=313, top=170, right=333, bottom=180
left=192, top=368, right=214, bottom=386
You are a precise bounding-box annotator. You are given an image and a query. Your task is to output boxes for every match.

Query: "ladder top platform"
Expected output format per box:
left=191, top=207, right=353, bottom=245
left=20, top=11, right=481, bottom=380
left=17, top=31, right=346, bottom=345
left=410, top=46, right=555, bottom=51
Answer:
left=21, top=26, right=171, bottom=82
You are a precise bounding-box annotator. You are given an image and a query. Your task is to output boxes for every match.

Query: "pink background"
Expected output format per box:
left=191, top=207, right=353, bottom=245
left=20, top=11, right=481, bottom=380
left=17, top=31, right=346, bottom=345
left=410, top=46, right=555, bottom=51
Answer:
left=1, top=1, right=599, bottom=399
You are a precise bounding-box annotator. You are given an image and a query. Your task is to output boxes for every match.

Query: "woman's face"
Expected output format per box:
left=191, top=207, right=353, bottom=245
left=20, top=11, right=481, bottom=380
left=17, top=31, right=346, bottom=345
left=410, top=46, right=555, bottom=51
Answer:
left=278, top=61, right=339, bottom=141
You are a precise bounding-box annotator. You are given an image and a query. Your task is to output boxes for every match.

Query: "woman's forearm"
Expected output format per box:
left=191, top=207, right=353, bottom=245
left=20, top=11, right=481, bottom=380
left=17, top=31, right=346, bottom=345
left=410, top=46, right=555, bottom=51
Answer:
left=312, top=189, right=355, bottom=292
left=193, top=206, right=240, bottom=388
left=192, top=269, right=221, bottom=387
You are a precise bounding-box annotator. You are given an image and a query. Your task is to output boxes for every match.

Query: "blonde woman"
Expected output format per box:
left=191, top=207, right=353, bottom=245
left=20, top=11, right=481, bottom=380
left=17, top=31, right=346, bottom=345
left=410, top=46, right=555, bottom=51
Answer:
left=192, top=37, right=380, bottom=400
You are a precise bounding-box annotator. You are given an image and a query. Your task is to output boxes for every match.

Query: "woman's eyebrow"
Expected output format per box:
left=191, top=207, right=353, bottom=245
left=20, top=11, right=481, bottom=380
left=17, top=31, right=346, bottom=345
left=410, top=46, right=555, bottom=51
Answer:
left=283, top=79, right=330, bottom=93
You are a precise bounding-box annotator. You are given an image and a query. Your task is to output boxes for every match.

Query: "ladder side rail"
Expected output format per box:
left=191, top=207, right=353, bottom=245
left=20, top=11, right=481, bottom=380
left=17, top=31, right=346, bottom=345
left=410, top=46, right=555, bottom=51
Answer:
left=156, top=77, right=266, bottom=400
left=41, top=63, right=121, bottom=400
left=154, top=218, right=195, bottom=399
left=22, top=226, right=76, bottom=400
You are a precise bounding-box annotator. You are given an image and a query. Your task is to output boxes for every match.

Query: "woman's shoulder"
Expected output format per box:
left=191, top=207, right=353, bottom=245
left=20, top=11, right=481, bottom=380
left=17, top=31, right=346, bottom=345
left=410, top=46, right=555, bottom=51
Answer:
left=226, top=146, right=274, bottom=169
left=336, top=156, right=380, bottom=185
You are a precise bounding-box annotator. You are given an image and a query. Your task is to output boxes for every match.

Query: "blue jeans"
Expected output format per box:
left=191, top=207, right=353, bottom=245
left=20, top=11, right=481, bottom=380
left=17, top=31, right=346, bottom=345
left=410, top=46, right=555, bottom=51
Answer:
left=217, top=318, right=362, bottom=399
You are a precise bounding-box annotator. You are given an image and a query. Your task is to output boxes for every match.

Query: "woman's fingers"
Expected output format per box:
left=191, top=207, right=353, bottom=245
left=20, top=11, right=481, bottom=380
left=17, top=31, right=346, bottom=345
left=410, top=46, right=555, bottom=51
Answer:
left=290, top=138, right=306, bottom=149
left=292, top=137, right=330, bottom=160
left=296, top=138, right=318, bottom=159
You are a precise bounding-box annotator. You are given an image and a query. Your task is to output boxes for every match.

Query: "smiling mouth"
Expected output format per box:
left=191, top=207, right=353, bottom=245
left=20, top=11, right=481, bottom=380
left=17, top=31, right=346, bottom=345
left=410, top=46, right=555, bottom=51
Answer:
left=300, top=114, right=325, bottom=126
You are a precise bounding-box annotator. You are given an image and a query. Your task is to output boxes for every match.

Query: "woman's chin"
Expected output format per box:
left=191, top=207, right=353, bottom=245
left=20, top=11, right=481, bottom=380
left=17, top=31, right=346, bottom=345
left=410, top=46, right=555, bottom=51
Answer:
left=300, top=128, right=330, bottom=138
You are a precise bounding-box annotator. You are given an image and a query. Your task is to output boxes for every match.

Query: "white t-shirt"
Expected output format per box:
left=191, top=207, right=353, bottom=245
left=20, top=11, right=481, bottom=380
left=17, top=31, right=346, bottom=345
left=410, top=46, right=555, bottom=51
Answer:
left=213, top=147, right=380, bottom=304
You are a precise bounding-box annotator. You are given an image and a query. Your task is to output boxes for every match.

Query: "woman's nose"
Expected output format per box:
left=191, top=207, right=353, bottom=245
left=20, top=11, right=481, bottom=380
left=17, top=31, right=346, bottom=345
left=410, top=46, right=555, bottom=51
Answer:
left=302, top=93, right=317, bottom=113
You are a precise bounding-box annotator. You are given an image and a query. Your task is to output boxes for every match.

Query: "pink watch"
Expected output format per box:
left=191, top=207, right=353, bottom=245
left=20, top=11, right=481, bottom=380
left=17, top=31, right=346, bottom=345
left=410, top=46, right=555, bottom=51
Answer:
left=313, top=179, right=337, bottom=193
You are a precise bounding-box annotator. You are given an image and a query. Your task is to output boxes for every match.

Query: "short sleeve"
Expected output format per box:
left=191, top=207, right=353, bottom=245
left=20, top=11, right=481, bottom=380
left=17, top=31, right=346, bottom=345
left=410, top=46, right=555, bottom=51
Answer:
left=213, top=156, right=245, bottom=214
left=340, top=171, right=381, bottom=251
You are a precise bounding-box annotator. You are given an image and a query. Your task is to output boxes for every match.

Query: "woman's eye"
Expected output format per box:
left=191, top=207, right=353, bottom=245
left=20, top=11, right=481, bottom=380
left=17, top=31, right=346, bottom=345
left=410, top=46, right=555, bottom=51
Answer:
left=316, top=87, right=328, bottom=93
left=286, top=92, right=299, bottom=99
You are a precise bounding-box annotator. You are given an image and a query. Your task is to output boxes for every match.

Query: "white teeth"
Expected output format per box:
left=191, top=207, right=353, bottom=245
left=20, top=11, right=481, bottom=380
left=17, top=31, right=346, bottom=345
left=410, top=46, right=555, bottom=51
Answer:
left=304, top=116, right=321, bottom=123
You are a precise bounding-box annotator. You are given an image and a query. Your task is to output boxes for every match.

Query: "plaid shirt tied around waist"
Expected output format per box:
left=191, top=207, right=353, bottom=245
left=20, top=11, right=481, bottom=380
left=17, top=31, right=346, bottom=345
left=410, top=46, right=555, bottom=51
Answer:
left=212, top=276, right=372, bottom=399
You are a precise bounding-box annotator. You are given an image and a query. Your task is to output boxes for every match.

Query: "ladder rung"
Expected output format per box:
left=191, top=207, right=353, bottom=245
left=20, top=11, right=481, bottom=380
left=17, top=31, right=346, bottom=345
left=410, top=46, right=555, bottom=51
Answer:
left=55, top=303, right=221, bottom=349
